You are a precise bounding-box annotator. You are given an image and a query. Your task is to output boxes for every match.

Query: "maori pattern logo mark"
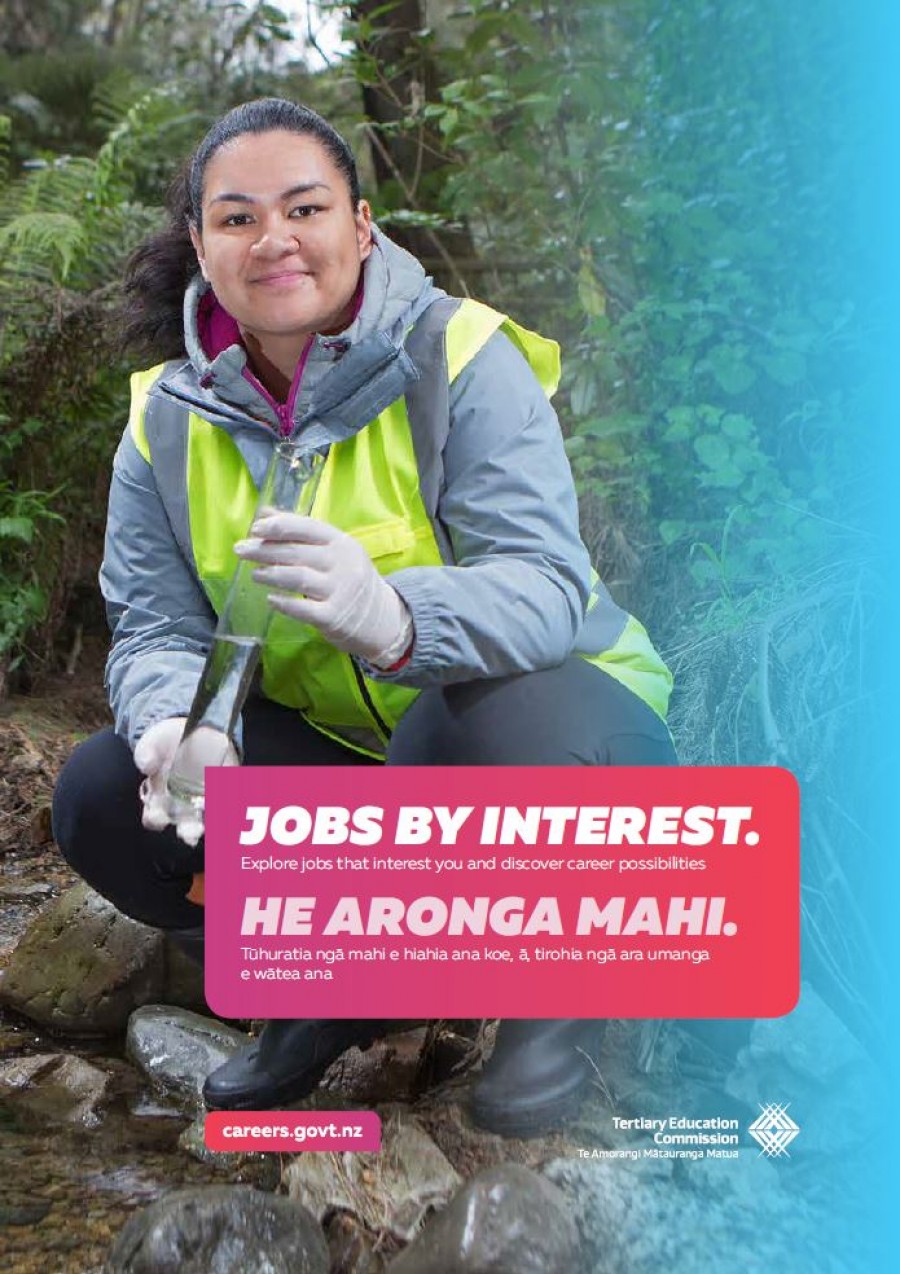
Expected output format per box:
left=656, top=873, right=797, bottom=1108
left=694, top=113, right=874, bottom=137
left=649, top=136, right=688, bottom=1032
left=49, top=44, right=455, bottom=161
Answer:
left=748, top=1102, right=800, bottom=1157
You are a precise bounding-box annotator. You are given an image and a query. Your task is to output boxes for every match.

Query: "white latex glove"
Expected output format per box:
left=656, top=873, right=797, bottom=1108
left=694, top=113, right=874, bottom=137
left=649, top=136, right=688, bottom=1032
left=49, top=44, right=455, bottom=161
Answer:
left=134, top=717, right=238, bottom=847
left=234, top=511, right=414, bottom=667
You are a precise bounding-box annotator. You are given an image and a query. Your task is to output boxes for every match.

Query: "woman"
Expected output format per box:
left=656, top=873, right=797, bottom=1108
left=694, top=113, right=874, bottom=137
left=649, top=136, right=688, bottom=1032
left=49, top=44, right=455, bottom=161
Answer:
left=53, top=98, right=676, bottom=1138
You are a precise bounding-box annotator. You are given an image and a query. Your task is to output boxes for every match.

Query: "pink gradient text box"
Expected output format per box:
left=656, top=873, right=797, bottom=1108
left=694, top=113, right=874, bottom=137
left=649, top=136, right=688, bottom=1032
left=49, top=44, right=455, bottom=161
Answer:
left=204, top=766, right=798, bottom=1019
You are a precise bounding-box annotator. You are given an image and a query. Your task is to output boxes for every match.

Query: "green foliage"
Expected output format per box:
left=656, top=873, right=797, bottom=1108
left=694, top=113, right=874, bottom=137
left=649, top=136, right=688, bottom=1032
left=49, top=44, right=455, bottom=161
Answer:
left=0, top=2, right=329, bottom=686
left=377, top=1, right=861, bottom=633
left=0, top=45, right=122, bottom=162
left=0, top=1, right=864, bottom=729
left=0, top=479, right=64, bottom=667
left=394, top=0, right=867, bottom=1028
left=0, top=209, right=87, bottom=282
left=93, top=85, right=208, bottom=206
left=0, top=84, right=205, bottom=683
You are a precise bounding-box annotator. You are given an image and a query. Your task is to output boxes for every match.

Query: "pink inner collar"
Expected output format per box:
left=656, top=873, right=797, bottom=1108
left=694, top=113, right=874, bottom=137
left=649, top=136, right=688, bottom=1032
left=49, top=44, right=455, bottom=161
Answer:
left=197, top=290, right=242, bottom=360
left=197, top=276, right=365, bottom=364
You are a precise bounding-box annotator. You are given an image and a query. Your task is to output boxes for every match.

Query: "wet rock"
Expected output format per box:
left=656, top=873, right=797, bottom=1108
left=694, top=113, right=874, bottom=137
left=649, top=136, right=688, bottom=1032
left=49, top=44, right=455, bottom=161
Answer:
left=177, top=1113, right=237, bottom=1167
left=282, top=1151, right=362, bottom=1219
left=725, top=984, right=881, bottom=1152
left=0, top=1200, right=52, bottom=1226
left=727, top=984, right=867, bottom=1088
left=0, top=1052, right=110, bottom=1125
left=0, top=1014, right=45, bottom=1053
left=320, top=1025, right=427, bottom=1105
left=388, top=1164, right=581, bottom=1273
left=680, top=1152, right=781, bottom=1206
left=284, top=1110, right=460, bottom=1242
left=105, top=1184, right=329, bottom=1273
left=0, top=883, right=165, bottom=1035
left=160, top=936, right=207, bottom=1013
left=175, top=1113, right=281, bottom=1188
left=325, top=1210, right=393, bottom=1273
left=543, top=1158, right=824, bottom=1273
left=126, top=1006, right=250, bottom=1109
left=0, top=881, right=55, bottom=904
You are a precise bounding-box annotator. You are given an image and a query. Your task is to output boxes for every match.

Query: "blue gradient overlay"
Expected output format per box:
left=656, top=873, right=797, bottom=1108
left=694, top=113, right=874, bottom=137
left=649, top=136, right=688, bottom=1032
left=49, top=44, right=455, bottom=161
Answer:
left=862, top=1, right=900, bottom=1268
left=582, top=1, right=898, bottom=1267
left=721, top=3, right=900, bottom=1266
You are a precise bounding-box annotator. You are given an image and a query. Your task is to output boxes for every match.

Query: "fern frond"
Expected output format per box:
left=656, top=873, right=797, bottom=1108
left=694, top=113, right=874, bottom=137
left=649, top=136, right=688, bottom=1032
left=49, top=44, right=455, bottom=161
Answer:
left=91, top=68, right=152, bottom=135
left=4, top=156, right=97, bottom=220
left=66, top=201, right=163, bottom=290
left=0, top=211, right=87, bottom=282
left=95, top=86, right=206, bottom=207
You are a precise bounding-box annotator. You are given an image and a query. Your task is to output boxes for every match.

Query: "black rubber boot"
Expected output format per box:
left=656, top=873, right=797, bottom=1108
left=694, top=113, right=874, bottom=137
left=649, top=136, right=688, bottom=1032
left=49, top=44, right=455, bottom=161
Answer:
left=202, top=1019, right=388, bottom=1111
left=470, top=1019, right=605, bottom=1138
left=166, top=926, right=205, bottom=965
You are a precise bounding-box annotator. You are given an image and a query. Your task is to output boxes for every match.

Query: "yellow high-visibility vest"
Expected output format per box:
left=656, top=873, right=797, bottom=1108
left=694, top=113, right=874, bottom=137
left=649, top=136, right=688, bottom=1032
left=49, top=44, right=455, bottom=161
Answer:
left=130, top=299, right=672, bottom=756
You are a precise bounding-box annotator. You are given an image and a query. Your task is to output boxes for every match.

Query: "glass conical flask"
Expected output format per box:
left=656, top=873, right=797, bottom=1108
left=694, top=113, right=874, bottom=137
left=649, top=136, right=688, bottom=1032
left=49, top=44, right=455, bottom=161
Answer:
left=166, top=441, right=323, bottom=814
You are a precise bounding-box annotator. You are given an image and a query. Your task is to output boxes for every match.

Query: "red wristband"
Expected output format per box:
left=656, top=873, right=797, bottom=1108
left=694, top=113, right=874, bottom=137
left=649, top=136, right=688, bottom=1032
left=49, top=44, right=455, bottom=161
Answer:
left=382, top=640, right=414, bottom=672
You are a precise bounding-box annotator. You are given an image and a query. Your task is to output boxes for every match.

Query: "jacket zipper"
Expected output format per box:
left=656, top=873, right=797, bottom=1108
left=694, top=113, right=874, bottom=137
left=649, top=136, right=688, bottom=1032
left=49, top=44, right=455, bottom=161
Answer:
left=241, top=335, right=314, bottom=438
left=349, top=658, right=392, bottom=742
left=193, top=309, right=391, bottom=742
left=238, top=341, right=389, bottom=741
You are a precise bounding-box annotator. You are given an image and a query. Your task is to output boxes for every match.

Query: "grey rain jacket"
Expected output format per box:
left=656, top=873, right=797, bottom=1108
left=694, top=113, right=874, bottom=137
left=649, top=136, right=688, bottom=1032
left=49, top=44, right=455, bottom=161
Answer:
left=101, top=229, right=606, bottom=750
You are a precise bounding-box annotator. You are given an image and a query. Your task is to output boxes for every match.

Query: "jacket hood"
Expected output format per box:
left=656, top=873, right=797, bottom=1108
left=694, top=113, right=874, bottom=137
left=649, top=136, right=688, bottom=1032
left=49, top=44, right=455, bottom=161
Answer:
left=179, top=227, right=442, bottom=430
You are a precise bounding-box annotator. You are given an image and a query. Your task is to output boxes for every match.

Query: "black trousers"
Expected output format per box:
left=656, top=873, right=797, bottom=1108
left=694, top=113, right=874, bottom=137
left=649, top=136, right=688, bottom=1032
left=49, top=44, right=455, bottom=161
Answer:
left=53, top=659, right=676, bottom=931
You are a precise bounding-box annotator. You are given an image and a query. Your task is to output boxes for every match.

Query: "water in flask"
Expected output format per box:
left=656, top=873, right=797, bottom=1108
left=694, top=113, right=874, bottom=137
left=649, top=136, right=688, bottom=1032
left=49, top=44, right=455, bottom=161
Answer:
left=165, top=634, right=261, bottom=806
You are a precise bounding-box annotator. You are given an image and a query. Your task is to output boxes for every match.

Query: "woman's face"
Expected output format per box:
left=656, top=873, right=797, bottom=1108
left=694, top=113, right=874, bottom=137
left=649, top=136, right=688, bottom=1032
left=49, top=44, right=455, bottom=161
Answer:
left=190, top=130, right=372, bottom=357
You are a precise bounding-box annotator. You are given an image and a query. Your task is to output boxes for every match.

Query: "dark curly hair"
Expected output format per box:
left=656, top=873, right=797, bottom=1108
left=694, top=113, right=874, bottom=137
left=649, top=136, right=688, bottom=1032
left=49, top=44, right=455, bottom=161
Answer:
left=119, top=99, right=362, bottom=361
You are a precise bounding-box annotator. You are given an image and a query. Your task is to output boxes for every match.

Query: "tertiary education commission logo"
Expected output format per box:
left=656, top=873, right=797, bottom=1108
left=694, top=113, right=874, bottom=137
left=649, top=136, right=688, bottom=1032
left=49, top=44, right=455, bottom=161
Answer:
left=578, top=1103, right=801, bottom=1162
left=747, top=1102, right=801, bottom=1158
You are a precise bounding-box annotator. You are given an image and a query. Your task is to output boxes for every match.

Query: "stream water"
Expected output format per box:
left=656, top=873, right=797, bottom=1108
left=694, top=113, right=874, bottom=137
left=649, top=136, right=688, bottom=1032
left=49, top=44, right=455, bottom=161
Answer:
left=0, top=1012, right=275, bottom=1273
left=0, top=684, right=276, bottom=1271
left=0, top=671, right=288, bottom=1271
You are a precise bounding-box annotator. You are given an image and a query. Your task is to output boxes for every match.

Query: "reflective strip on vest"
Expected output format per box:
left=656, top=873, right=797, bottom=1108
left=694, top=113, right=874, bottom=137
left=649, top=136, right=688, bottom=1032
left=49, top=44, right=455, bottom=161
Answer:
left=445, top=299, right=561, bottom=396
left=137, top=298, right=671, bottom=756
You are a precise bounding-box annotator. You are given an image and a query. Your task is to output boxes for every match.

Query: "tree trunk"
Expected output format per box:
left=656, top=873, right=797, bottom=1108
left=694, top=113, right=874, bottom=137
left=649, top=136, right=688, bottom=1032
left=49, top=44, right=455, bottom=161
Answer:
left=0, top=0, right=48, bottom=53
left=350, top=0, right=476, bottom=294
left=103, top=0, right=127, bottom=45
